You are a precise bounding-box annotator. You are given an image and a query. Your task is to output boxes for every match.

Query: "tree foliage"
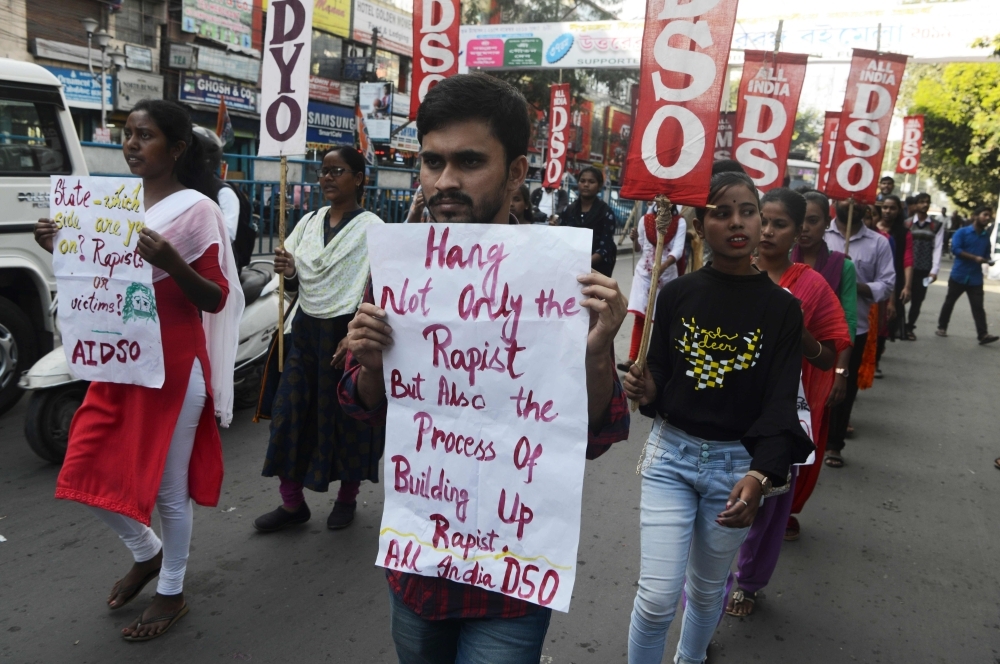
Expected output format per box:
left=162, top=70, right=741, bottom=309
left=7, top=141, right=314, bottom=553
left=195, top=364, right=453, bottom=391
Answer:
left=903, top=61, right=1000, bottom=211
left=789, top=108, right=824, bottom=161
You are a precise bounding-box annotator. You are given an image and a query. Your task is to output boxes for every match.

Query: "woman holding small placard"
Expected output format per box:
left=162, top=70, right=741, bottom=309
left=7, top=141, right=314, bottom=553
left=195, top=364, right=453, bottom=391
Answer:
left=35, top=99, right=243, bottom=641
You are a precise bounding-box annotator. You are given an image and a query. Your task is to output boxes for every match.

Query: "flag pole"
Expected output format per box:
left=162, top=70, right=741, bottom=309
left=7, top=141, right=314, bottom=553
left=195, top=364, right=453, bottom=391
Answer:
left=278, top=154, right=287, bottom=371
left=631, top=194, right=671, bottom=412
left=843, top=200, right=855, bottom=257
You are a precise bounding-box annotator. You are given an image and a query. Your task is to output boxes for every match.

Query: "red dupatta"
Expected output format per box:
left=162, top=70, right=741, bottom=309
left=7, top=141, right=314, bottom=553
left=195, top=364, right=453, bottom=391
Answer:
left=780, top=264, right=852, bottom=442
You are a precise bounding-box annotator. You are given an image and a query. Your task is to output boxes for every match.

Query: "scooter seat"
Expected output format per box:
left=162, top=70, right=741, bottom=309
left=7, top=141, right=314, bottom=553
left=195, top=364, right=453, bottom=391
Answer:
left=240, top=267, right=270, bottom=306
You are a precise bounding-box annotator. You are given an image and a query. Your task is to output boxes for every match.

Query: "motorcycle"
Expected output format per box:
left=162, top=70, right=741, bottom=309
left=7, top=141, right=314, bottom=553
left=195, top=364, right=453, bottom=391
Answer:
left=19, top=259, right=295, bottom=464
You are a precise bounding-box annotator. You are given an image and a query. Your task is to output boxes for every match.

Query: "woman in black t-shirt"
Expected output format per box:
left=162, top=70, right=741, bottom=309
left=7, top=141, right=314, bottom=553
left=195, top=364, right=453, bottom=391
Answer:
left=555, top=167, right=617, bottom=277
left=622, top=171, right=812, bottom=664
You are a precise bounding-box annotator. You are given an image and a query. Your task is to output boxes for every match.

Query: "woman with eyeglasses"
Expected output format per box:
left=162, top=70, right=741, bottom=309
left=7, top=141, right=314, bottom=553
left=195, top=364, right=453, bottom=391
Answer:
left=254, top=146, right=385, bottom=533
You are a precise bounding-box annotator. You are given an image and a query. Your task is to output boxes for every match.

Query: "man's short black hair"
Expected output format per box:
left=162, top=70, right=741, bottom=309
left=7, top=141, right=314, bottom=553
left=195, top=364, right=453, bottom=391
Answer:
left=880, top=175, right=895, bottom=183
left=915, top=192, right=931, bottom=203
left=416, top=74, right=530, bottom=169
left=973, top=205, right=993, bottom=217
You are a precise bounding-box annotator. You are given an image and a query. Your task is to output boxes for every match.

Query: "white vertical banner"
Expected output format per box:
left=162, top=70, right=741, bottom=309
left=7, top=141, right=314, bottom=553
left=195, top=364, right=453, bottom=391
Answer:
left=259, top=0, right=314, bottom=157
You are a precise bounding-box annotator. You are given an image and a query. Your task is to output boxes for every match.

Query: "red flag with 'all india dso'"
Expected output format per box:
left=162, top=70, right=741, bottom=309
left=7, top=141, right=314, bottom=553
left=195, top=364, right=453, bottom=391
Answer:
left=620, top=0, right=739, bottom=206
left=543, top=84, right=571, bottom=189
left=895, top=115, right=925, bottom=174
left=825, top=49, right=910, bottom=204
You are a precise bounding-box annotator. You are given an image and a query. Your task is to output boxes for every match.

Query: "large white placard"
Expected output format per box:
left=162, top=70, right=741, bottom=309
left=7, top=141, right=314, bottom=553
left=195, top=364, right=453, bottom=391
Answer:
left=259, top=0, right=314, bottom=157
left=50, top=176, right=164, bottom=388
left=359, top=82, right=393, bottom=141
left=368, top=224, right=592, bottom=613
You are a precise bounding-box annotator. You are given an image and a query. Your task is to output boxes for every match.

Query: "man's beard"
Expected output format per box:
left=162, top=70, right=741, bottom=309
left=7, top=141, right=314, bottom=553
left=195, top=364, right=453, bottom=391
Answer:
left=427, top=179, right=508, bottom=225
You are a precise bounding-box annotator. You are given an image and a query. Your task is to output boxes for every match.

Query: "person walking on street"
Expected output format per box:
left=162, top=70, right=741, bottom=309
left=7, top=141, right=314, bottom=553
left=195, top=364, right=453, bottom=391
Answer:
left=254, top=147, right=386, bottom=533
left=620, top=201, right=686, bottom=372
left=35, top=100, right=244, bottom=640
left=878, top=195, right=913, bottom=343
left=555, top=166, right=618, bottom=277
left=905, top=193, right=945, bottom=339
left=622, top=171, right=813, bottom=664
left=936, top=206, right=999, bottom=345
left=725, top=189, right=851, bottom=616
left=786, top=190, right=856, bottom=537
left=339, top=74, right=630, bottom=664
left=824, top=199, right=895, bottom=467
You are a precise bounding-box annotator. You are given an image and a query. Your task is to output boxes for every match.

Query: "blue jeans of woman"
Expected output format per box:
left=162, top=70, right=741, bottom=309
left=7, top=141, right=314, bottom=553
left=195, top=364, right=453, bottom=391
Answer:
left=628, top=419, right=753, bottom=664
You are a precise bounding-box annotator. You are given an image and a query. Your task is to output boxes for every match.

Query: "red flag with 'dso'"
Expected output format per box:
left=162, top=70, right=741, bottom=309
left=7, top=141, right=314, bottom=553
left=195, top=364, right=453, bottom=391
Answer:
left=826, top=49, right=910, bottom=204
left=411, top=0, right=460, bottom=120
left=732, top=50, right=809, bottom=192
left=895, top=115, right=925, bottom=174
left=818, top=111, right=841, bottom=194
left=620, top=0, right=739, bottom=205
left=543, top=84, right=571, bottom=189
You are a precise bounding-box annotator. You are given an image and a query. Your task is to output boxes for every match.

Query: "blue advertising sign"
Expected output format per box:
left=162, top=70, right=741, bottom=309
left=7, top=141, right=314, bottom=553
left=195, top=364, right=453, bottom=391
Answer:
left=178, top=72, right=258, bottom=113
left=306, top=101, right=356, bottom=147
left=43, top=67, right=112, bottom=110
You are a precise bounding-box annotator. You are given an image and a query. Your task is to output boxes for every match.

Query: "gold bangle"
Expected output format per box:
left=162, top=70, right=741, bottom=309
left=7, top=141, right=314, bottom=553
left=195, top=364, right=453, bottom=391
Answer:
left=805, top=339, right=823, bottom=360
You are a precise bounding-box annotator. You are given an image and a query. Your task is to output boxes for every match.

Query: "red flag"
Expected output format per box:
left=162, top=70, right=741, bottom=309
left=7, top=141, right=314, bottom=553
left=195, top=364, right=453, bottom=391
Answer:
left=620, top=0, right=739, bottom=205
left=215, top=98, right=234, bottom=148
left=411, top=0, right=460, bottom=121
left=825, top=49, right=910, bottom=204
left=714, top=111, right=735, bottom=161
left=732, top=51, right=809, bottom=192
left=543, top=84, right=571, bottom=189
left=356, top=104, right=375, bottom=165
left=895, top=114, right=924, bottom=174
left=818, top=111, right=841, bottom=194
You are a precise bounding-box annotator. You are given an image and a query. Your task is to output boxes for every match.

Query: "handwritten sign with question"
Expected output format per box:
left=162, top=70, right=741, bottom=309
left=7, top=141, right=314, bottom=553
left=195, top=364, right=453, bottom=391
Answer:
left=50, top=176, right=164, bottom=388
left=368, top=223, right=592, bottom=613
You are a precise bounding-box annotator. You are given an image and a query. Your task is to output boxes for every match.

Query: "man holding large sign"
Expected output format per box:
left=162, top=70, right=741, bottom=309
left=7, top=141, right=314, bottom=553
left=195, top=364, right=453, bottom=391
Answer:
left=340, top=74, right=630, bottom=661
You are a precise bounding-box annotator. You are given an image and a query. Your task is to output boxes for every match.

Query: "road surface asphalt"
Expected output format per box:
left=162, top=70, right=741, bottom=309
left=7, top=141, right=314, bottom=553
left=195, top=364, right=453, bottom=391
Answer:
left=2, top=256, right=999, bottom=663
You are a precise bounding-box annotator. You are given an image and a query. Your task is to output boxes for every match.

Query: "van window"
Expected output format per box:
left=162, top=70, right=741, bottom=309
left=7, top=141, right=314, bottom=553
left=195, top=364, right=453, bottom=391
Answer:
left=0, top=96, right=70, bottom=175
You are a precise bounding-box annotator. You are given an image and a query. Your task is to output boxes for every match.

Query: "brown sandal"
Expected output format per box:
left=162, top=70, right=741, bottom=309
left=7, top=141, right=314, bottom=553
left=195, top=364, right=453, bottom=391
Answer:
left=122, top=603, right=189, bottom=642
left=824, top=451, right=844, bottom=468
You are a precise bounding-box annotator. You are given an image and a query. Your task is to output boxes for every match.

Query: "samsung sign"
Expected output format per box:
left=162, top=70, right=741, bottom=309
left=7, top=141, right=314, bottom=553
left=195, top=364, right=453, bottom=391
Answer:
left=306, top=101, right=356, bottom=147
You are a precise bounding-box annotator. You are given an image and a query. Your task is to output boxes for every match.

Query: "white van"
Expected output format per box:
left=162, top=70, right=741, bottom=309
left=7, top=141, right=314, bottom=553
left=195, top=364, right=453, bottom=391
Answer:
left=0, top=59, right=88, bottom=415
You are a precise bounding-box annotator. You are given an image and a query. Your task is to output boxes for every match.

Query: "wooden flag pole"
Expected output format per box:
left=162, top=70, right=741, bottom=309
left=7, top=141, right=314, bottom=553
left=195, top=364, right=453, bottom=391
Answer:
left=630, top=194, right=672, bottom=412
left=277, top=155, right=287, bottom=372
left=843, top=200, right=855, bottom=257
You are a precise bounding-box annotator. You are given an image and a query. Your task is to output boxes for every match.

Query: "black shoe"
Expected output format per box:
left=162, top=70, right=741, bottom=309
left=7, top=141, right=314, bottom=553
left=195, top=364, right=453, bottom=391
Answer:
left=979, top=334, right=999, bottom=345
left=253, top=504, right=311, bottom=532
left=327, top=501, right=356, bottom=530
left=875, top=368, right=884, bottom=379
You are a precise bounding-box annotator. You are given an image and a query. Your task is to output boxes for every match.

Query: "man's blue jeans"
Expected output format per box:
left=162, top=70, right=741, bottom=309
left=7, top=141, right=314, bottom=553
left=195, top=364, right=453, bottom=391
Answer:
left=389, top=589, right=552, bottom=664
left=628, top=419, right=753, bottom=664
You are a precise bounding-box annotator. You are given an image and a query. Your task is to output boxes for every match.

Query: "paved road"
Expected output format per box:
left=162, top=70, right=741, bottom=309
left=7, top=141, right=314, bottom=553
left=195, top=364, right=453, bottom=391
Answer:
left=2, top=257, right=999, bottom=664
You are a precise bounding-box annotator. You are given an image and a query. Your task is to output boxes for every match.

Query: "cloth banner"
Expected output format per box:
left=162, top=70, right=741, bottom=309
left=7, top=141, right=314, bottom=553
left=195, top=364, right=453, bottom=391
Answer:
left=733, top=50, right=809, bottom=192
left=50, top=176, right=164, bottom=388
left=817, top=111, right=841, bottom=194
left=895, top=114, right=925, bottom=174
left=259, top=0, right=314, bottom=157
left=620, top=0, right=739, bottom=205
left=714, top=111, right=735, bottom=161
left=825, top=49, right=910, bottom=204
left=411, top=0, right=461, bottom=120
left=368, top=224, right=592, bottom=613
left=543, top=84, right=571, bottom=188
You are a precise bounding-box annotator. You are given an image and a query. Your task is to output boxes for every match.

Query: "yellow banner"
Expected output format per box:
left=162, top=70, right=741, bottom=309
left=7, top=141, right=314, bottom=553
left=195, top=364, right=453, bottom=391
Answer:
left=262, top=0, right=350, bottom=37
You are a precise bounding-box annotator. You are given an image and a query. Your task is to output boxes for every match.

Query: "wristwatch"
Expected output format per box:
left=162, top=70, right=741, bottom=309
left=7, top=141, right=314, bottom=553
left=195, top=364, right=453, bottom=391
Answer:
left=746, top=470, right=773, bottom=496
left=834, top=367, right=849, bottom=377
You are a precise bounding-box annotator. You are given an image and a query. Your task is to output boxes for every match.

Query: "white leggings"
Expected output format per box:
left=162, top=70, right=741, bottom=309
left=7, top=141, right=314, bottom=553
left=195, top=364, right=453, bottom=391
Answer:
left=88, top=360, right=205, bottom=596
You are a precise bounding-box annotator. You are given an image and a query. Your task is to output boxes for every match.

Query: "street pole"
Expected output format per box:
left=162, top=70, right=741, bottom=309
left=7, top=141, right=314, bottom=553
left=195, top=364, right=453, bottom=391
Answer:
left=100, top=49, right=107, bottom=129
left=277, top=156, right=287, bottom=371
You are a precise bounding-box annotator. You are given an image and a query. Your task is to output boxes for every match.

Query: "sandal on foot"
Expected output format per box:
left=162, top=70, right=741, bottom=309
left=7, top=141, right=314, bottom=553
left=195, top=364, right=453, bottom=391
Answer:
left=784, top=516, right=800, bottom=541
left=979, top=335, right=999, bottom=345
left=109, top=568, right=160, bottom=611
left=725, top=589, right=756, bottom=617
left=994, top=457, right=1000, bottom=470
left=122, top=603, right=189, bottom=642
left=935, top=329, right=947, bottom=337
left=906, top=331, right=917, bottom=341
left=824, top=451, right=844, bottom=468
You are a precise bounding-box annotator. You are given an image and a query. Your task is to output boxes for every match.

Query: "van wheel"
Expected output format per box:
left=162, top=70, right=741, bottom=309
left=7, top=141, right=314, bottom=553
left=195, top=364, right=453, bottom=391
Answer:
left=0, top=296, right=38, bottom=417
left=24, top=383, right=88, bottom=464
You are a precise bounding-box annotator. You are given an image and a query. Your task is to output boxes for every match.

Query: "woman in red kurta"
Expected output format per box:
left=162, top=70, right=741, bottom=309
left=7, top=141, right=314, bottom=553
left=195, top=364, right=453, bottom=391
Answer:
left=34, top=100, right=243, bottom=641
